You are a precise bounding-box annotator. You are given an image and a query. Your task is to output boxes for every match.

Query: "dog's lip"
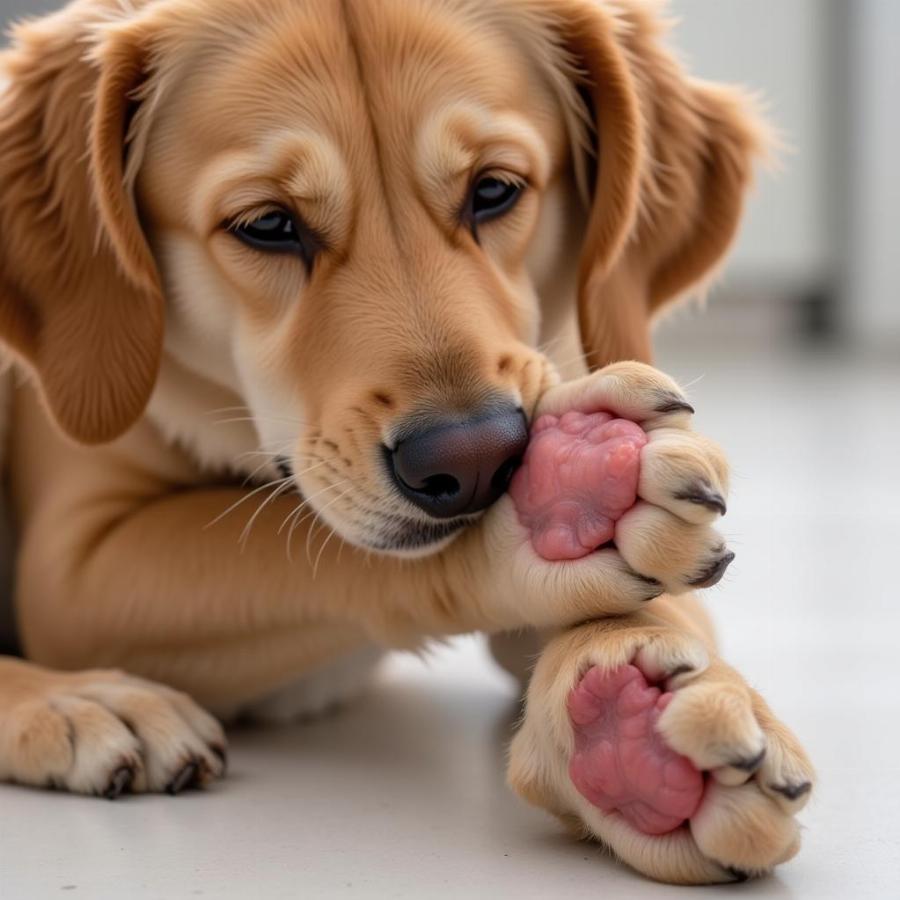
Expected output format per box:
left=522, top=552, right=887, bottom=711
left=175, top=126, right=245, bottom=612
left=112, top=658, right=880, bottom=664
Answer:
left=369, top=514, right=473, bottom=552
left=273, top=454, right=479, bottom=552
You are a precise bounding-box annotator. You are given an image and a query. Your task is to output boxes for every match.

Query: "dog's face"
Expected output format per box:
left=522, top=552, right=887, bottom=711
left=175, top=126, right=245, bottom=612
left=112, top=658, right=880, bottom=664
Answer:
left=138, top=0, right=581, bottom=552
left=0, top=0, right=762, bottom=555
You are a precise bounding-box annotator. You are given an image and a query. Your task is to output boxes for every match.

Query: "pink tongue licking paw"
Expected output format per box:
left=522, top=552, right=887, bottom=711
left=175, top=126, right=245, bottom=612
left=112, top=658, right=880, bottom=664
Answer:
left=568, top=664, right=704, bottom=835
left=508, top=411, right=647, bottom=561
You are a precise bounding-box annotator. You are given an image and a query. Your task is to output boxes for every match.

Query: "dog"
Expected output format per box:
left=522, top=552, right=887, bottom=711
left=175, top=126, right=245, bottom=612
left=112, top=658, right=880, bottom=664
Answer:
left=0, top=0, right=814, bottom=884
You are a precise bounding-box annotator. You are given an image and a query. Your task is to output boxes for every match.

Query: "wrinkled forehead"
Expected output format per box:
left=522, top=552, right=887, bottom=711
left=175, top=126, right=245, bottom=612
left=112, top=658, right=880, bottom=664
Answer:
left=146, top=0, right=566, bottom=188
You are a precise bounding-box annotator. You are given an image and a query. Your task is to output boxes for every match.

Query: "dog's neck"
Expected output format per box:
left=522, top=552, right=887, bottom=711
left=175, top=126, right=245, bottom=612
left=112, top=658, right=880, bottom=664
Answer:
left=146, top=350, right=269, bottom=484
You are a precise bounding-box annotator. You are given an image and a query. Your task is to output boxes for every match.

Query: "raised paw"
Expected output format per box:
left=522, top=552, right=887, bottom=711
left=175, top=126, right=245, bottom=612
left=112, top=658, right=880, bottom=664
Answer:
left=512, top=363, right=733, bottom=595
left=509, top=411, right=647, bottom=561
left=0, top=660, right=226, bottom=799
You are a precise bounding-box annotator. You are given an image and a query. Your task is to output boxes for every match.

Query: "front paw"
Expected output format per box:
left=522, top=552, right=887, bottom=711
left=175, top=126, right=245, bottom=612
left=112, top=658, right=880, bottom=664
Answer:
left=506, top=362, right=733, bottom=597
left=479, top=496, right=666, bottom=625
left=509, top=625, right=815, bottom=884
left=0, top=665, right=226, bottom=798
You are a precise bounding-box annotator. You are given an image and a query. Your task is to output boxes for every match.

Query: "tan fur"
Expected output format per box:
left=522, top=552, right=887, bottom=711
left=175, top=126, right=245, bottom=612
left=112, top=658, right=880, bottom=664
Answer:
left=0, top=0, right=810, bottom=885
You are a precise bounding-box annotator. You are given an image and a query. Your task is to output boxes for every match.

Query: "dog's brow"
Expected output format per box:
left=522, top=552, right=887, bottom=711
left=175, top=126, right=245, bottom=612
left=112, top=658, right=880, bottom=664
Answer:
left=191, top=136, right=350, bottom=241
left=417, top=107, right=551, bottom=193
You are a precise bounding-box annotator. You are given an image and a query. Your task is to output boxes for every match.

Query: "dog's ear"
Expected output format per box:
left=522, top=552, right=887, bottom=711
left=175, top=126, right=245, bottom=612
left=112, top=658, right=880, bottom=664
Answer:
left=0, top=5, right=162, bottom=444
left=552, top=0, right=767, bottom=367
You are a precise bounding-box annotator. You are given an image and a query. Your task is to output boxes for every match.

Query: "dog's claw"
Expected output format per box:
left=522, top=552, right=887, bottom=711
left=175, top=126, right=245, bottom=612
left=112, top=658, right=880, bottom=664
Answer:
left=675, top=482, right=727, bottom=516
left=726, top=867, right=751, bottom=883
left=166, top=761, right=199, bottom=796
left=771, top=780, right=812, bottom=801
left=654, top=393, right=695, bottom=415
left=629, top=570, right=664, bottom=600
left=212, top=745, right=228, bottom=772
left=729, top=746, right=767, bottom=773
left=689, top=550, right=735, bottom=588
left=666, top=664, right=696, bottom=680
left=103, top=765, right=134, bottom=800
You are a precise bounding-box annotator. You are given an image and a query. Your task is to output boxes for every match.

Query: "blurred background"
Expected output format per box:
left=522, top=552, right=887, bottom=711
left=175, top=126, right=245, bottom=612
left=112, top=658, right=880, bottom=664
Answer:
left=1, top=2, right=897, bottom=898
left=664, top=0, right=899, bottom=352
left=1, top=0, right=896, bottom=346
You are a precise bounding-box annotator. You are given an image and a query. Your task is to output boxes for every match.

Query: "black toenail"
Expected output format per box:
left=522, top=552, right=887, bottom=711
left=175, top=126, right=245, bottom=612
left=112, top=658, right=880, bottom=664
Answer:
left=731, top=746, right=767, bottom=772
left=689, top=550, right=735, bottom=588
left=726, top=867, right=750, bottom=883
left=274, top=457, right=293, bottom=480
left=636, top=574, right=662, bottom=587
left=166, top=761, right=199, bottom=796
left=668, top=664, right=695, bottom=679
left=104, top=765, right=134, bottom=800
left=212, top=745, right=228, bottom=771
left=629, top=571, right=664, bottom=601
left=674, top=482, right=727, bottom=516
left=655, top=393, right=695, bottom=415
left=771, top=780, right=811, bottom=800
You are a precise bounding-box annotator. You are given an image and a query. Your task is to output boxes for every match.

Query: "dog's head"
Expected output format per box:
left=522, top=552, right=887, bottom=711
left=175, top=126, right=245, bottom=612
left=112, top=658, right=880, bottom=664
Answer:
left=0, top=0, right=764, bottom=554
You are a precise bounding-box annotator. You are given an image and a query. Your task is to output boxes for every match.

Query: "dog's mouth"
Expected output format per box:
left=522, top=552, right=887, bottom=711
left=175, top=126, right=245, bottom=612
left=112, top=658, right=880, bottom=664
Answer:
left=368, top=514, right=474, bottom=554
left=273, top=454, right=478, bottom=556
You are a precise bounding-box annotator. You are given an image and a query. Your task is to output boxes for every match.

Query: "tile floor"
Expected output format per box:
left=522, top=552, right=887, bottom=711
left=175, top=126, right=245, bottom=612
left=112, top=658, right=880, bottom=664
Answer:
left=1, top=333, right=898, bottom=898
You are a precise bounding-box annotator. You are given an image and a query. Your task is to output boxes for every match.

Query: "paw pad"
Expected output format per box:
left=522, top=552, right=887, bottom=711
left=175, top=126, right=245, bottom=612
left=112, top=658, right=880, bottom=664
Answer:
left=509, top=411, right=647, bottom=561
left=568, top=664, right=704, bottom=835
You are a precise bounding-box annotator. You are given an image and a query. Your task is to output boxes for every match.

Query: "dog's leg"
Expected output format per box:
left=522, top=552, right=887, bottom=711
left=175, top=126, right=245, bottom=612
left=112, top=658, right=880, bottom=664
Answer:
left=6, top=360, right=735, bottom=794
left=507, top=601, right=814, bottom=885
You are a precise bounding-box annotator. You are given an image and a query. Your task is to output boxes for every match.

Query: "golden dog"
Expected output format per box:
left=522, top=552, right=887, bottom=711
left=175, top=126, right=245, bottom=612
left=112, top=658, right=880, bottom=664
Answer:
left=0, top=0, right=814, bottom=884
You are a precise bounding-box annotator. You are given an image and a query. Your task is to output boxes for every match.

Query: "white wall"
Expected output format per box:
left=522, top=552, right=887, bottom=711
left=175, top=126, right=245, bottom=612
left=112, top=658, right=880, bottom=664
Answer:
left=667, top=0, right=833, bottom=288
left=846, top=0, right=900, bottom=346
left=0, top=0, right=56, bottom=20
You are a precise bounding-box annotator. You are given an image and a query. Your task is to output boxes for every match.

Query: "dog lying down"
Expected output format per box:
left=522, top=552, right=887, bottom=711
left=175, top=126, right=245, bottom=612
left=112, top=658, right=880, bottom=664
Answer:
left=0, top=0, right=815, bottom=886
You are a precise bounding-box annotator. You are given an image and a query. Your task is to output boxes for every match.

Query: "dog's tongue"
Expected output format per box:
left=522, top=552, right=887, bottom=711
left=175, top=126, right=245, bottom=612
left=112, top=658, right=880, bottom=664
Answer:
left=508, top=411, right=647, bottom=561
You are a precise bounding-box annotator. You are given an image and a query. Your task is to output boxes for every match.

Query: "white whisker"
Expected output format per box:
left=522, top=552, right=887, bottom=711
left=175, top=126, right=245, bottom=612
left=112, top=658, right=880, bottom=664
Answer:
left=304, top=485, right=353, bottom=565
left=204, top=476, right=293, bottom=529
left=238, top=478, right=296, bottom=549
left=279, top=480, right=351, bottom=561
left=312, top=526, right=339, bottom=579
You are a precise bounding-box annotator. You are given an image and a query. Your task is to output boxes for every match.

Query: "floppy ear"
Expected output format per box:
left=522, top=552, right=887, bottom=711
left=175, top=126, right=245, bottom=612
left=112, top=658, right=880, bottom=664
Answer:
left=553, top=0, right=767, bottom=368
left=0, top=4, right=162, bottom=444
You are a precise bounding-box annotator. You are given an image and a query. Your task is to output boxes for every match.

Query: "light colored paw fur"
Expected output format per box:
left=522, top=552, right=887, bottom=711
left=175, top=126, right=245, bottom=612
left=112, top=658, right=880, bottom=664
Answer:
left=0, top=659, right=226, bottom=798
left=507, top=619, right=814, bottom=885
left=483, top=362, right=733, bottom=628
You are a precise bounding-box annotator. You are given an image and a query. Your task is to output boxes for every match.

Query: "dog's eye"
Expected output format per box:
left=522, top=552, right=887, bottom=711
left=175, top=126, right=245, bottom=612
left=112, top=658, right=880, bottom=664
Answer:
left=230, top=210, right=318, bottom=268
left=470, top=176, right=523, bottom=225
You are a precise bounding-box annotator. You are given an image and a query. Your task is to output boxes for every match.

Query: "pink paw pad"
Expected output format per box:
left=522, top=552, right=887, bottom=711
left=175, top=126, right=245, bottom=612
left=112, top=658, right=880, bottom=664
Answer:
left=508, top=411, right=647, bottom=561
left=568, top=664, right=704, bottom=836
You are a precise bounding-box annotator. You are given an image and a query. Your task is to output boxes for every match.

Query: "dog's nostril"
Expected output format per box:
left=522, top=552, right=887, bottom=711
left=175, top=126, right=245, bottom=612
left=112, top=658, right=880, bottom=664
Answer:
left=419, top=473, right=461, bottom=498
left=491, top=455, right=522, bottom=494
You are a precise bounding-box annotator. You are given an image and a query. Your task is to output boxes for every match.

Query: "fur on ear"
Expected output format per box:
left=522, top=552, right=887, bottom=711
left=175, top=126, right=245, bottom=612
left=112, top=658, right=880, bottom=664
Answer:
left=0, top=0, right=163, bottom=445
left=546, top=0, right=768, bottom=368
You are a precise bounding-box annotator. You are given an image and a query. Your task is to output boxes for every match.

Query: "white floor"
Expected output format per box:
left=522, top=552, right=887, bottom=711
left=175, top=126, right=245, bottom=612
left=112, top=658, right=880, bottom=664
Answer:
left=1, top=334, right=899, bottom=899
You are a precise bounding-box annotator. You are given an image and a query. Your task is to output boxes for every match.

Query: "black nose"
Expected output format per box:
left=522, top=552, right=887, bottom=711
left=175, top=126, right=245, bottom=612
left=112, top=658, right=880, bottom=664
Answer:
left=388, top=406, right=528, bottom=518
